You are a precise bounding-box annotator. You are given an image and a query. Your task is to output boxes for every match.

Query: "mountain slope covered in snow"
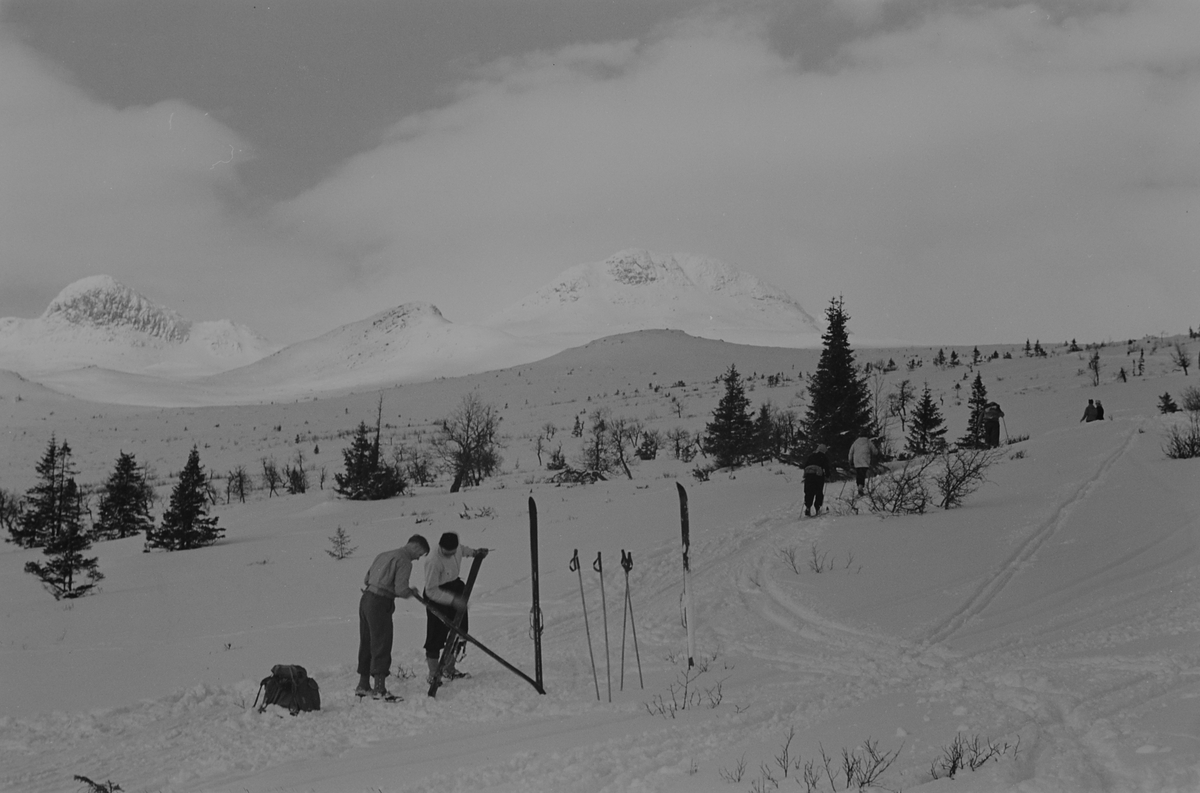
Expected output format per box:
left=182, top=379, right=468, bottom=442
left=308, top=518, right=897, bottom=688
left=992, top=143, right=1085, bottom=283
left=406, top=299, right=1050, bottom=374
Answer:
left=485, top=249, right=822, bottom=348
left=8, top=253, right=820, bottom=405
left=0, top=276, right=278, bottom=377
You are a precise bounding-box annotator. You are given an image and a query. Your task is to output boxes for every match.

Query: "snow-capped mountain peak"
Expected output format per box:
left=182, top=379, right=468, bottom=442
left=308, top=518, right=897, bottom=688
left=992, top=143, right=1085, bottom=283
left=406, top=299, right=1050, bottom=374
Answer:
left=42, top=275, right=190, bottom=341
left=0, top=275, right=278, bottom=378
left=485, top=249, right=821, bottom=348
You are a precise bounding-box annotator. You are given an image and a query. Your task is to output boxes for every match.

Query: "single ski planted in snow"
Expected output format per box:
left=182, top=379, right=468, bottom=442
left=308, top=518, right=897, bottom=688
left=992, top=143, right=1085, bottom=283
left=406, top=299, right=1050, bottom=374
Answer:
left=427, top=553, right=483, bottom=697
left=529, top=496, right=544, bottom=693
left=417, top=593, right=547, bottom=695
left=676, top=482, right=696, bottom=669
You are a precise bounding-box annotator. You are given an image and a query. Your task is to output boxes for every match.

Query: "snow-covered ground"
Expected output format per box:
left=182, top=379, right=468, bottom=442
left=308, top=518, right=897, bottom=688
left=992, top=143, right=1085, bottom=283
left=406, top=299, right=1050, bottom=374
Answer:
left=2, top=333, right=1199, bottom=792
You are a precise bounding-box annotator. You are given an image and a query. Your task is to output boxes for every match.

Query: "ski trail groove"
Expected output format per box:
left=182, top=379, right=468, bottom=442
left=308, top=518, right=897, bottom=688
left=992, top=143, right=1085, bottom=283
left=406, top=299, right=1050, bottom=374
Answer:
left=922, top=423, right=1142, bottom=648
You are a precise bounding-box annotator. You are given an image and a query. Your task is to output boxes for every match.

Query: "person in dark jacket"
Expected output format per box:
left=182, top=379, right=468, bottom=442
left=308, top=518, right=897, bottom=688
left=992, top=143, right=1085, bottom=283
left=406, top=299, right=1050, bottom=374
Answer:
left=1081, top=399, right=1098, bottom=423
left=802, top=444, right=832, bottom=517
left=1094, top=400, right=1105, bottom=420
left=357, top=534, right=429, bottom=700
left=982, top=402, right=1005, bottom=448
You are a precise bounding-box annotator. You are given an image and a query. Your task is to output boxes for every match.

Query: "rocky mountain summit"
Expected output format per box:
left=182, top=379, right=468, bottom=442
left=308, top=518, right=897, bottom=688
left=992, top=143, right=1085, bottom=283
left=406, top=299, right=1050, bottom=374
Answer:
left=0, top=276, right=278, bottom=377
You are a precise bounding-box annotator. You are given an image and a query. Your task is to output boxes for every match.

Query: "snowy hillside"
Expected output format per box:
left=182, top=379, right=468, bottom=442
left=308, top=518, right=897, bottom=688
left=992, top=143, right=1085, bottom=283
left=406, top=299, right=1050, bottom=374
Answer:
left=2, top=333, right=1199, bottom=792
left=23, top=302, right=562, bottom=408
left=486, top=249, right=823, bottom=348
left=0, top=276, right=278, bottom=378
left=199, top=301, right=560, bottom=401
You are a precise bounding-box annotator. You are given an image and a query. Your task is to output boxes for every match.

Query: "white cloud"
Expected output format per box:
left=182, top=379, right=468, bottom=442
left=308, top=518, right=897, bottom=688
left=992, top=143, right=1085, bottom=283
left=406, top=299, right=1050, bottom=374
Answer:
left=3, top=2, right=1197, bottom=346
left=276, top=1, right=1200, bottom=343
left=0, top=27, right=367, bottom=341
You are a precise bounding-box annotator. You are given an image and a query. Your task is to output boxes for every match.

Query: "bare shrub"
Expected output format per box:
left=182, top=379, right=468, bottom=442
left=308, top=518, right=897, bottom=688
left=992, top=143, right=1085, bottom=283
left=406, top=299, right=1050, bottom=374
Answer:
left=808, top=542, right=832, bottom=573
left=1163, top=413, right=1200, bottom=459
left=795, top=738, right=901, bottom=792
left=861, top=457, right=936, bottom=515
left=643, top=657, right=726, bottom=719
left=1181, top=386, right=1200, bottom=413
left=934, top=447, right=1001, bottom=509
left=930, top=733, right=1019, bottom=781
left=778, top=545, right=803, bottom=574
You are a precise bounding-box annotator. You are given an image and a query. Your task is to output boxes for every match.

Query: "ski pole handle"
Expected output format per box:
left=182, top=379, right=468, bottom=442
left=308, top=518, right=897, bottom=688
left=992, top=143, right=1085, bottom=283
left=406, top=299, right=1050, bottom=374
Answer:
left=569, top=549, right=580, bottom=572
left=593, top=551, right=603, bottom=574
left=621, top=550, right=632, bottom=573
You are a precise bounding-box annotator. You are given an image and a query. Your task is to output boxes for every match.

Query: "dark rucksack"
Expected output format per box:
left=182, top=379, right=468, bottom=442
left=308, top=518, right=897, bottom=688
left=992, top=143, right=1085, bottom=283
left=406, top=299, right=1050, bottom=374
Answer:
left=253, top=664, right=321, bottom=715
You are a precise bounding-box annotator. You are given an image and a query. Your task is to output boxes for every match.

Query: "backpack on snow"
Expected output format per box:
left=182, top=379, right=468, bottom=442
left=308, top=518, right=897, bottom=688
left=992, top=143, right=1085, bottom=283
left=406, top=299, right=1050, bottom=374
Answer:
left=253, top=664, right=321, bottom=715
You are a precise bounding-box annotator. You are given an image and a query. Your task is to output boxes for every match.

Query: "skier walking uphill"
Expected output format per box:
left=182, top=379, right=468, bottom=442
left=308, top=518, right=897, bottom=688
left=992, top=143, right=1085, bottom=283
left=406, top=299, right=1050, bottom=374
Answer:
left=848, top=434, right=879, bottom=494
left=358, top=534, right=430, bottom=701
left=424, top=532, right=488, bottom=683
left=802, top=444, right=833, bottom=517
left=982, top=402, right=1005, bottom=448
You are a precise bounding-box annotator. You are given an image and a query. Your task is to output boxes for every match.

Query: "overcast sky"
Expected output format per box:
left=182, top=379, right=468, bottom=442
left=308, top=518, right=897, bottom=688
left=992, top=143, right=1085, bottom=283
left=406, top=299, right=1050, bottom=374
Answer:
left=1, top=0, right=1197, bottom=346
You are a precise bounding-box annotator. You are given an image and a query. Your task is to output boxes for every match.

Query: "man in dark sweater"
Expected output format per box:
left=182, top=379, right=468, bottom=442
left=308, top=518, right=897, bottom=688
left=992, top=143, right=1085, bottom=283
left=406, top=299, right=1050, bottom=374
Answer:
left=802, top=444, right=833, bottom=517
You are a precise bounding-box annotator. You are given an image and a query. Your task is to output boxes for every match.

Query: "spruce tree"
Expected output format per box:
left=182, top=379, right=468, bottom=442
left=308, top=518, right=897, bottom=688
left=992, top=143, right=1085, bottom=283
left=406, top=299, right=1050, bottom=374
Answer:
left=16, top=435, right=77, bottom=548
left=958, top=373, right=990, bottom=449
left=905, top=384, right=948, bottom=456
left=803, top=297, right=875, bottom=465
left=752, top=402, right=775, bottom=463
left=336, top=403, right=406, bottom=499
left=24, top=478, right=103, bottom=599
left=93, top=451, right=155, bottom=540
left=145, top=446, right=222, bottom=551
left=702, top=364, right=754, bottom=468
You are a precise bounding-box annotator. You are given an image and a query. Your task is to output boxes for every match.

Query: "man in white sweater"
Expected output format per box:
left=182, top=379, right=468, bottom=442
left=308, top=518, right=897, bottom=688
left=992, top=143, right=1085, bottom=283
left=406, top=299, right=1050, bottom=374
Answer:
left=424, top=532, right=488, bottom=682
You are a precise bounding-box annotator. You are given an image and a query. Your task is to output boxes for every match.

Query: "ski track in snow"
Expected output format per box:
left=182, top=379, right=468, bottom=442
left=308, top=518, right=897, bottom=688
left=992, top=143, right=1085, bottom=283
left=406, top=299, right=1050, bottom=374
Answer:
left=920, top=420, right=1144, bottom=649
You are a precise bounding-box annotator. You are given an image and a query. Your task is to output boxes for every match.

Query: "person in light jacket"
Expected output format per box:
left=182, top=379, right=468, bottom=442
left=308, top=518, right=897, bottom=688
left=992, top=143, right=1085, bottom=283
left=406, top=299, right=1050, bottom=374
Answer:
left=424, top=532, right=488, bottom=683
left=848, top=434, right=879, bottom=494
left=357, top=534, right=429, bottom=700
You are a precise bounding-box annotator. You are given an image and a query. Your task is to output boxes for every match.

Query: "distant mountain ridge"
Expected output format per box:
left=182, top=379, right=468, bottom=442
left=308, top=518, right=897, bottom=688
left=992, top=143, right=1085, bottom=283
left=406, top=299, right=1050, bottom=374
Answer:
left=3, top=252, right=820, bottom=404
left=484, top=249, right=821, bottom=347
left=0, top=276, right=279, bottom=377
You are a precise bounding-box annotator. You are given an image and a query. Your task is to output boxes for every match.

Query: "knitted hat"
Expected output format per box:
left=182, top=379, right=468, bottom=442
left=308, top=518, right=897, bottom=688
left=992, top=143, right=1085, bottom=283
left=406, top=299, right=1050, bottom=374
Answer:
left=438, top=532, right=459, bottom=552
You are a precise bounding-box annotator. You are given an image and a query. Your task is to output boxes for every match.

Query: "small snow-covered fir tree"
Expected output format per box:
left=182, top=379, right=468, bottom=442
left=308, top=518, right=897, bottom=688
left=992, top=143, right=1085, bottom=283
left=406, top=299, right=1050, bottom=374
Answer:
left=958, top=374, right=990, bottom=449
left=326, top=525, right=357, bottom=560
left=24, top=478, right=103, bottom=599
left=905, top=384, right=948, bottom=456
left=93, top=451, right=155, bottom=540
left=702, top=364, right=754, bottom=469
left=145, top=446, right=223, bottom=551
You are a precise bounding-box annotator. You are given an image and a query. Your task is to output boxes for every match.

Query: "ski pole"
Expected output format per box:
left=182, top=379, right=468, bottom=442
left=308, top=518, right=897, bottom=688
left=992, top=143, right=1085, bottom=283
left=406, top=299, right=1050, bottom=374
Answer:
left=594, top=551, right=612, bottom=703
left=620, top=549, right=643, bottom=690
left=570, top=549, right=600, bottom=700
